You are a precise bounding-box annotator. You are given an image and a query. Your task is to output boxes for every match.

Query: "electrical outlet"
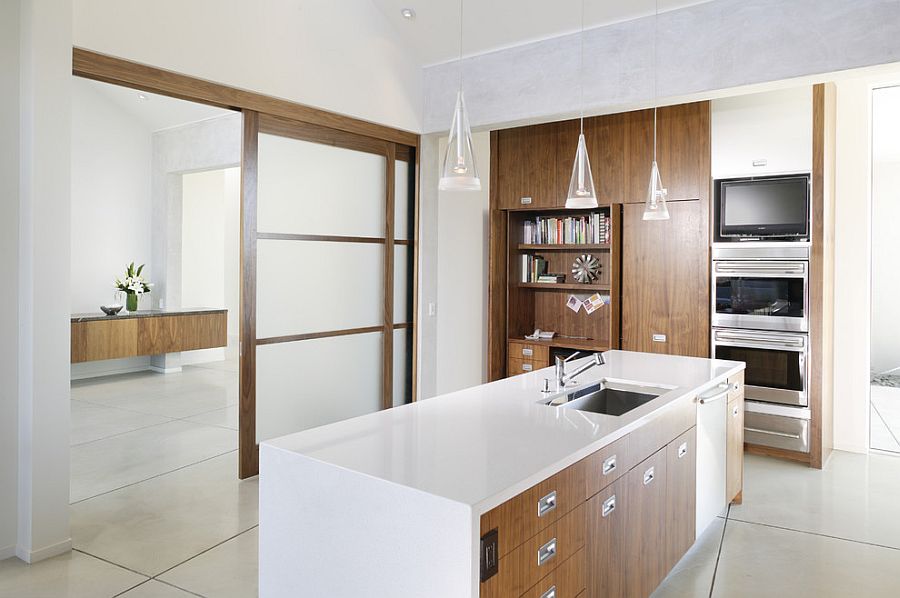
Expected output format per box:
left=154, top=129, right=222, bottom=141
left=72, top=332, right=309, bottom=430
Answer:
left=480, top=528, right=499, bottom=582
left=428, top=302, right=436, bottom=317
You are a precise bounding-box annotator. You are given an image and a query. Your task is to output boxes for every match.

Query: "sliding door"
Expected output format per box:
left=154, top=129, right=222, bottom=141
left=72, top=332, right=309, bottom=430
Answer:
left=239, top=112, right=416, bottom=477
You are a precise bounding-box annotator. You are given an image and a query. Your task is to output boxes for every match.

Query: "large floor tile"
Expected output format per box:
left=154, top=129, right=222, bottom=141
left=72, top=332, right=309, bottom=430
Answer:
left=70, top=419, right=237, bottom=503
left=713, top=519, right=900, bottom=597
left=79, top=382, right=238, bottom=420
left=729, top=451, right=900, bottom=550
left=652, top=517, right=724, bottom=598
left=71, top=399, right=172, bottom=446
left=159, top=527, right=258, bottom=598
left=183, top=405, right=239, bottom=431
left=118, top=579, right=197, bottom=597
left=0, top=551, right=147, bottom=598
left=71, top=452, right=258, bottom=577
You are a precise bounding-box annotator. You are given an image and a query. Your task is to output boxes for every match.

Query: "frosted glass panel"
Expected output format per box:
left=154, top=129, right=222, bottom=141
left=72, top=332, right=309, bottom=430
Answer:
left=256, top=332, right=383, bottom=442
left=393, top=328, right=413, bottom=407
left=394, top=159, right=412, bottom=240
left=258, top=133, right=386, bottom=237
left=394, top=245, right=412, bottom=324
left=257, top=239, right=383, bottom=338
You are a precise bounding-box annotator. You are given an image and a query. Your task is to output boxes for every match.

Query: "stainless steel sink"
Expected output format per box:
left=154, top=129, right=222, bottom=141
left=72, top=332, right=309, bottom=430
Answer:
left=540, top=380, right=668, bottom=416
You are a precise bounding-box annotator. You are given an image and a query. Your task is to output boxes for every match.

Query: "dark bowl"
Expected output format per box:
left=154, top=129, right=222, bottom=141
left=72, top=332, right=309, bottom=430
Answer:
left=100, top=304, right=124, bottom=316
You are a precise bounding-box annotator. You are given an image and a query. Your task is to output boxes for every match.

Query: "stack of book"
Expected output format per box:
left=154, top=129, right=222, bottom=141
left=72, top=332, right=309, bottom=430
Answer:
left=523, top=213, right=610, bottom=245
left=520, top=255, right=566, bottom=283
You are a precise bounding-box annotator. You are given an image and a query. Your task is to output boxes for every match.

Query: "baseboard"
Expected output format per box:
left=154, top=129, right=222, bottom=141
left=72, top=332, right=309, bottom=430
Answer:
left=16, top=537, right=72, bottom=563
left=148, top=365, right=183, bottom=374
left=833, top=442, right=868, bottom=455
left=0, top=543, right=16, bottom=560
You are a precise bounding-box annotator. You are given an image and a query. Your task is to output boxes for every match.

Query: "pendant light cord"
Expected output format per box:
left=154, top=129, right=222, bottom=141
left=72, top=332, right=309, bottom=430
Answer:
left=458, top=0, right=464, bottom=92
left=653, top=0, right=658, bottom=162
left=579, top=0, right=585, bottom=134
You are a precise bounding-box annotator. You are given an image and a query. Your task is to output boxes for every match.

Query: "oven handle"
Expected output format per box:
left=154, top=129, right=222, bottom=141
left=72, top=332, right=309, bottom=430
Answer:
left=714, top=331, right=806, bottom=350
left=745, top=427, right=802, bottom=440
left=714, top=261, right=807, bottom=275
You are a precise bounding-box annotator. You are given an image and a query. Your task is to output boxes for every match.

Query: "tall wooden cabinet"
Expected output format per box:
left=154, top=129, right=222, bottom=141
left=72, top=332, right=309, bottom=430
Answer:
left=489, top=101, right=711, bottom=380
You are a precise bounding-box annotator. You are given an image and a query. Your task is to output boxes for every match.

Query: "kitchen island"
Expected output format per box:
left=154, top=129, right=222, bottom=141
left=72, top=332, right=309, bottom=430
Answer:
left=259, top=350, right=745, bottom=598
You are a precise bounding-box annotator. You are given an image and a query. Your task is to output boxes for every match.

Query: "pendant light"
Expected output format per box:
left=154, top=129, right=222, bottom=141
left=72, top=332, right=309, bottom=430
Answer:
left=643, top=0, right=670, bottom=221
left=565, top=0, right=598, bottom=209
left=439, top=0, right=481, bottom=191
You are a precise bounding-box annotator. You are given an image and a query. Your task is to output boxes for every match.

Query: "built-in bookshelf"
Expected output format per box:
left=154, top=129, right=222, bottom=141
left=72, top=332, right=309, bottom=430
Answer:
left=505, top=205, right=623, bottom=370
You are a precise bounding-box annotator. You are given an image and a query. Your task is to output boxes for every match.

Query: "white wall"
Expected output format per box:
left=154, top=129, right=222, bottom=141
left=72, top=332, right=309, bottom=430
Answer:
left=71, top=77, right=153, bottom=313
left=434, top=132, right=491, bottom=396
left=0, top=0, right=21, bottom=561
left=181, top=167, right=240, bottom=364
left=72, top=0, right=423, bottom=133
left=871, top=160, right=900, bottom=374
left=17, top=0, right=73, bottom=562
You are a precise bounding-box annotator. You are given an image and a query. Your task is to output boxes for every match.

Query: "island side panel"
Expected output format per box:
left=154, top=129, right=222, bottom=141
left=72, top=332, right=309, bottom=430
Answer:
left=259, top=444, right=475, bottom=598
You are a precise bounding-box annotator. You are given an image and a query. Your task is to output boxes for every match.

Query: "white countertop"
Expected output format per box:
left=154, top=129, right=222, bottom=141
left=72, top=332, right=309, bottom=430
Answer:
left=264, top=350, right=744, bottom=514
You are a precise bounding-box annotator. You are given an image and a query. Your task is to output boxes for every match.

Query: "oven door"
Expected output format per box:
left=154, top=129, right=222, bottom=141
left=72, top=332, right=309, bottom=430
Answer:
left=712, top=328, right=808, bottom=407
left=712, top=261, right=808, bottom=332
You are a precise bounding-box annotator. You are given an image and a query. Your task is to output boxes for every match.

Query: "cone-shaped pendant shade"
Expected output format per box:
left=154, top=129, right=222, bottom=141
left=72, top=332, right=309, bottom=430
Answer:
left=565, top=133, right=598, bottom=209
left=439, top=89, right=481, bottom=191
left=642, top=160, right=670, bottom=220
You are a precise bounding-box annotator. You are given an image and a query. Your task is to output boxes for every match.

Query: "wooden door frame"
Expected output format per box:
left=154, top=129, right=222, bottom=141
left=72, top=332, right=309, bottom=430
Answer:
left=72, top=48, right=421, bottom=479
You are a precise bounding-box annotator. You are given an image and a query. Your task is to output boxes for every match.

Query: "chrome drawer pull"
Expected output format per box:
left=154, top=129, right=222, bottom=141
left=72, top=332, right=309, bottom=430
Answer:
left=537, top=490, right=558, bottom=518
left=678, top=442, right=688, bottom=459
left=602, top=494, right=616, bottom=517
left=602, top=455, right=617, bottom=475
left=540, top=586, right=557, bottom=598
left=522, top=363, right=533, bottom=372
left=643, top=466, right=655, bottom=486
left=698, top=383, right=730, bottom=404
left=522, top=348, right=534, bottom=357
left=537, top=538, right=557, bottom=566
left=745, top=427, right=802, bottom=440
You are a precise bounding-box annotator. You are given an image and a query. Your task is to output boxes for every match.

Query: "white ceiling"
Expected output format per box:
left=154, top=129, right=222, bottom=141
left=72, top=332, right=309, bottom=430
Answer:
left=371, top=0, right=716, bottom=66
left=78, top=77, right=232, bottom=132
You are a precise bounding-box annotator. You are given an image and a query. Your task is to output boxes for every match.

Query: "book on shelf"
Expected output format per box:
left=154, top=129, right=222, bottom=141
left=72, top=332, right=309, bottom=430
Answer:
left=536, top=274, right=566, bottom=284
left=522, top=213, right=611, bottom=245
left=521, top=254, right=548, bottom=283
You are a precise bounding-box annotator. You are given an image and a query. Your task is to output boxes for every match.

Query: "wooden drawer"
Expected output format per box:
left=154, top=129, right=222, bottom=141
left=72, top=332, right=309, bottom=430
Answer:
left=584, top=435, right=631, bottom=498
left=509, top=341, right=550, bottom=364
left=627, top=394, right=696, bottom=468
left=481, top=503, right=586, bottom=598
left=481, top=459, right=587, bottom=559
left=520, top=548, right=585, bottom=598
left=137, top=312, right=227, bottom=354
left=508, top=357, right=539, bottom=376
left=71, top=319, right=139, bottom=363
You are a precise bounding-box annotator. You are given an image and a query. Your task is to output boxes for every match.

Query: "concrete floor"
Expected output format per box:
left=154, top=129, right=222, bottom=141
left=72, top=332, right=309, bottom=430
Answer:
left=2, top=363, right=900, bottom=596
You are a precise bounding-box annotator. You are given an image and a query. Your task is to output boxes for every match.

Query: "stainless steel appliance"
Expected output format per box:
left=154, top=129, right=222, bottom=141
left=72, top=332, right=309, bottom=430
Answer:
left=712, top=259, right=809, bottom=332
left=715, top=174, right=810, bottom=241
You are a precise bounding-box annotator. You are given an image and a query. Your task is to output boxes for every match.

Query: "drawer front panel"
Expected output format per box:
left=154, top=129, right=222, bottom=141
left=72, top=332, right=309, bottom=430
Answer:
left=520, top=548, right=585, bottom=598
left=482, top=460, right=587, bottom=558
left=481, top=503, right=586, bottom=598
left=508, top=357, right=538, bottom=376
left=584, top=435, right=631, bottom=498
left=745, top=411, right=809, bottom=453
left=627, top=394, right=696, bottom=469
left=509, top=341, right=550, bottom=364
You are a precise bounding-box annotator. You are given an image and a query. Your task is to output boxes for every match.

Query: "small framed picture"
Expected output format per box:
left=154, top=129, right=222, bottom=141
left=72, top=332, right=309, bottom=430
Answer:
left=566, top=295, right=583, bottom=313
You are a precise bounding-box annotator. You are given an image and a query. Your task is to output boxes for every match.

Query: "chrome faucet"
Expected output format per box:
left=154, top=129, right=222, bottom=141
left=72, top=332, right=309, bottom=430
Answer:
left=556, top=352, right=606, bottom=388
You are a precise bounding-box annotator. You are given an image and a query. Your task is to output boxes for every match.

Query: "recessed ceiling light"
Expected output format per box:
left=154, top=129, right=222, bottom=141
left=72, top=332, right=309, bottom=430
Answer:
left=137, top=93, right=149, bottom=101
left=400, top=7, right=415, bottom=20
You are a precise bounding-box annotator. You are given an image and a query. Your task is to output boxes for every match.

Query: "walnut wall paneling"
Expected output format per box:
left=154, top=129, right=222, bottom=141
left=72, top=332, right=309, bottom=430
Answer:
left=623, top=109, right=654, bottom=204
left=488, top=130, right=509, bottom=381
left=556, top=115, right=626, bottom=205
left=621, top=201, right=709, bottom=357
left=497, top=124, right=559, bottom=209
left=655, top=102, right=710, bottom=202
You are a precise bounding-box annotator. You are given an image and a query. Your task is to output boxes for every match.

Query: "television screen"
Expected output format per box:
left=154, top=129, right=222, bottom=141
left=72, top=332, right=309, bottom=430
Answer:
left=720, top=176, right=809, bottom=238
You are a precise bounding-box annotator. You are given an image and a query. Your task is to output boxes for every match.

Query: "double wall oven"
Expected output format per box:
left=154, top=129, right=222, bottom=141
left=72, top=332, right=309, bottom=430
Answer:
left=712, top=174, right=812, bottom=454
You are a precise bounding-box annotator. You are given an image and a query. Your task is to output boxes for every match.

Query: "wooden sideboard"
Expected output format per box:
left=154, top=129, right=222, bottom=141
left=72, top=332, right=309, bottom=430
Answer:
left=71, top=309, right=227, bottom=363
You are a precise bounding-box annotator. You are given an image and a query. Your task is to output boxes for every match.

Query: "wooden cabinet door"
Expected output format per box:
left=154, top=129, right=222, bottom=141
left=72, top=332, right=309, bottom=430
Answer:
left=727, top=378, right=744, bottom=504
left=623, top=109, right=653, bottom=204
left=665, top=427, right=697, bottom=572
left=656, top=102, right=710, bottom=202
left=621, top=200, right=709, bottom=357
left=586, top=477, right=628, bottom=598
left=625, top=448, right=668, bottom=598
left=497, top=124, right=559, bottom=209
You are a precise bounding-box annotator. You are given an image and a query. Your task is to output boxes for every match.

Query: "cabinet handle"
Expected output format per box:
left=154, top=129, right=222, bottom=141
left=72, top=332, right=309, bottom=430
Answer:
left=537, top=490, right=557, bottom=518
left=540, top=586, right=557, bottom=598
left=643, top=466, right=655, bottom=486
left=602, top=455, right=617, bottom=475
left=522, top=363, right=533, bottom=372
left=602, top=494, right=616, bottom=517
left=678, top=442, right=688, bottom=459
left=521, top=196, right=533, bottom=205
left=537, top=537, right=557, bottom=566
left=698, top=383, right=730, bottom=404
left=522, top=348, right=534, bottom=357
